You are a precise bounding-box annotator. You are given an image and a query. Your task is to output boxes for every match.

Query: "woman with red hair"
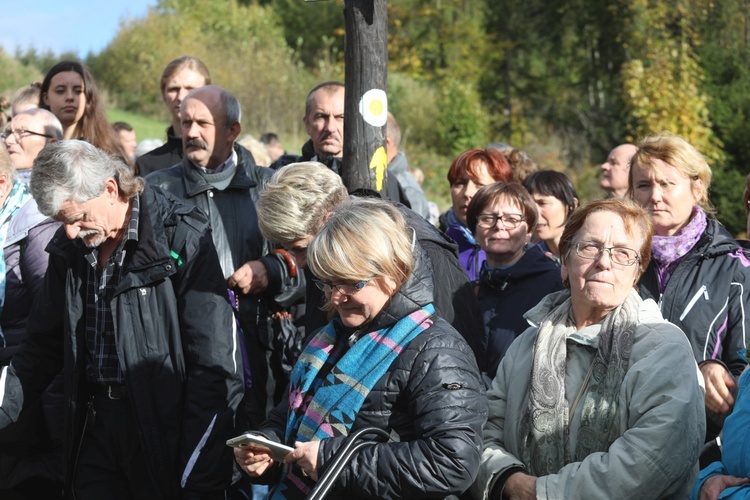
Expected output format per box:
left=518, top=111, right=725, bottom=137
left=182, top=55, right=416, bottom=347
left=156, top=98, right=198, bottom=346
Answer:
left=439, top=148, right=513, bottom=281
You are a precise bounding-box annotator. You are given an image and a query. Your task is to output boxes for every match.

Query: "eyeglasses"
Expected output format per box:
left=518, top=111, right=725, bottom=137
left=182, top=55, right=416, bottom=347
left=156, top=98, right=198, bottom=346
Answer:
left=313, top=277, right=373, bottom=295
left=476, top=213, right=526, bottom=229
left=575, top=241, right=640, bottom=266
left=1, top=129, right=55, bottom=142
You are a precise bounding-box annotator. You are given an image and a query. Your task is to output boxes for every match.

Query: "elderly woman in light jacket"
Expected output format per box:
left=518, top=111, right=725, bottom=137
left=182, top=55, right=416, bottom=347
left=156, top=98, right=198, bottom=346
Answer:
left=471, top=198, right=705, bottom=499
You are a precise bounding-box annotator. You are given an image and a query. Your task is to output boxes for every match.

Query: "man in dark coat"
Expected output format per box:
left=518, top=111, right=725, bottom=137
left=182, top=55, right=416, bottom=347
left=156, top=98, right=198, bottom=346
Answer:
left=146, top=85, right=301, bottom=429
left=271, top=81, right=410, bottom=207
left=0, top=140, right=243, bottom=499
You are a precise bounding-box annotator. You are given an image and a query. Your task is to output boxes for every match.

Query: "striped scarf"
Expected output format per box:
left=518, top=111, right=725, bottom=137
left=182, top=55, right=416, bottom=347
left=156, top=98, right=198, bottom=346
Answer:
left=271, top=303, right=435, bottom=499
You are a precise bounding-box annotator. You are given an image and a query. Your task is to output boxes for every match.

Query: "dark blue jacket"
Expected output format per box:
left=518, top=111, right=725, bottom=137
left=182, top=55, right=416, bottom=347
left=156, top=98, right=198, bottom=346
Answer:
left=477, top=245, right=563, bottom=379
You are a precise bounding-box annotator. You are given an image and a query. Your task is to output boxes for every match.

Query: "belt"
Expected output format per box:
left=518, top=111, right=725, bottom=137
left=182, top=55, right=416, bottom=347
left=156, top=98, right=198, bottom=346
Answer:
left=91, top=384, right=129, bottom=400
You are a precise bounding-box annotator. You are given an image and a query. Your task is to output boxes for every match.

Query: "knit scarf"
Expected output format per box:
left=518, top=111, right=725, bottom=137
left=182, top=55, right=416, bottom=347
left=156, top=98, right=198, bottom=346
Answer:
left=519, top=289, right=640, bottom=476
left=0, top=181, right=31, bottom=347
left=271, top=304, right=435, bottom=499
left=651, top=206, right=706, bottom=293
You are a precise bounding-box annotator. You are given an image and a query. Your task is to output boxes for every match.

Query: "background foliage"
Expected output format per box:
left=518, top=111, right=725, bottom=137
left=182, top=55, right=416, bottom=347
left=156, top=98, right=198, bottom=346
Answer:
left=2, top=0, right=750, bottom=234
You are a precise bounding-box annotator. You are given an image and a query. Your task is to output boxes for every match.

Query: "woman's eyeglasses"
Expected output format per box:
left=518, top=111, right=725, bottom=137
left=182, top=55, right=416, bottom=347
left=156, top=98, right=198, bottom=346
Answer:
left=575, top=241, right=640, bottom=266
left=313, top=277, right=373, bottom=295
left=476, top=213, right=526, bottom=229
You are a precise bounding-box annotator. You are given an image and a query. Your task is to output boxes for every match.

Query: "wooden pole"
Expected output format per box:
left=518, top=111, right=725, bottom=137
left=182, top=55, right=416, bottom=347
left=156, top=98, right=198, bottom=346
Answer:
left=341, top=0, right=389, bottom=197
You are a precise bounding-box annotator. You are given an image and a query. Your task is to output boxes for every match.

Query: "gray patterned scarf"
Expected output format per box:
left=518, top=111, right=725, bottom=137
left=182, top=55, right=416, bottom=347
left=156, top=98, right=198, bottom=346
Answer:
left=520, top=289, right=640, bottom=475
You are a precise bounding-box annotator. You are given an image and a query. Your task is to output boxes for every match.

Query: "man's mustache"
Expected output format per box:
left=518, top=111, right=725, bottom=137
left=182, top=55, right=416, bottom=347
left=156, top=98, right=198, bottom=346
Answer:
left=186, top=139, right=208, bottom=150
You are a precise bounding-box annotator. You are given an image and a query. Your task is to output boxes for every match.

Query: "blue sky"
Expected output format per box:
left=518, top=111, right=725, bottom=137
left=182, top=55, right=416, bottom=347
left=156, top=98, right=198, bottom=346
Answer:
left=1, top=1, right=157, bottom=58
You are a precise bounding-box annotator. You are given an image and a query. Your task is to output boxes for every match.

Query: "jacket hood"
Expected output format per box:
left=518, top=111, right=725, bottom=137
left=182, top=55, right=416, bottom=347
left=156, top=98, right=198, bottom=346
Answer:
left=363, top=237, right=435, bottom=332
left=181, top=143, right=260, bottom=196
left=388, top=151, right=408, bottom=175
left=479, top=244, right=559, bottom=289
left=399, top=202, right=460, bottom=258
left=523, top=287, right=658, bottom=328
left=4, top=198, right=50, bottom=247
left=700, top=218, right=744, bottom=258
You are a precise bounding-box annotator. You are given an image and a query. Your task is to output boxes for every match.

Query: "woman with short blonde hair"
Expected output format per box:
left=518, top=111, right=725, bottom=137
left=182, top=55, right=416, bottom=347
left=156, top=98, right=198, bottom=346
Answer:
left=235, top=197, right=486, bottom=499
left=630, top=132, right=750, bottom=467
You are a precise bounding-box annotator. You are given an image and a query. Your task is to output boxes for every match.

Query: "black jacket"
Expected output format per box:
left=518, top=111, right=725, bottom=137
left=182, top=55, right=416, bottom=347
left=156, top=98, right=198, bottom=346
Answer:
left=272, top=139, right=411, bottom=208
left=146, top=144, right=299, bottom=426
left=257, top=245, right=488, bottom=498
left=638, top=218, right=750, bottom=377
left=135, top=126, right=183, bottom=177
left=638, top=218, right=750, bottom=440
left=0, top=186, right=243, bottom=498
left=477, top=244, right=563, bottom=379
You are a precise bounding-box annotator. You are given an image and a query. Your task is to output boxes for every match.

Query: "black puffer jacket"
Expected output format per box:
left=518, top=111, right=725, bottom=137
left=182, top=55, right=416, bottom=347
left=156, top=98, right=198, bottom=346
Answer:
left=257, top=245, right=488, bottom=499
left=639, top=218, right=750, bottom=377
left=303, top=199, right=485, bottom=370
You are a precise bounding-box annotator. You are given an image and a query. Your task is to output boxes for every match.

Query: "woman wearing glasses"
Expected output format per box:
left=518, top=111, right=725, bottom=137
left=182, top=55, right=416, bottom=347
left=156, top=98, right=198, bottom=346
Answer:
left=472, top=198, right=705, bottom=499
left=630, top=134, right=750, bottom=468
left=466, top=181, right=562, bottom=380
left=234, top=197, right=487, bottom=499
left=438, top=148, right=513, bottom=281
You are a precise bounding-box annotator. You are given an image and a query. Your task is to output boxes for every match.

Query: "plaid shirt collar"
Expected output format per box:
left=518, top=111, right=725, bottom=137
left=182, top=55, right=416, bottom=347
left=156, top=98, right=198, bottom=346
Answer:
left=79, top=194, right=141, bottom=268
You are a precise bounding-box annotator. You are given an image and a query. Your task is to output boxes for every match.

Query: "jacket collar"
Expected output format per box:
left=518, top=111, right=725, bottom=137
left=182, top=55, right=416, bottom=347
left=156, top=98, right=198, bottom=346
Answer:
left=358, top=237, right=435, bottom=333
left=46, top=186, right=179, bottom=285
left=180, top=143, right=258, bottom=197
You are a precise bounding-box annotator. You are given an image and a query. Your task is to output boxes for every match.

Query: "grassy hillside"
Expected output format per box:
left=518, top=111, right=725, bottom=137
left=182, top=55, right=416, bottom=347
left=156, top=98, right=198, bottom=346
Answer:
left=107, top=109, right=168, bottom=143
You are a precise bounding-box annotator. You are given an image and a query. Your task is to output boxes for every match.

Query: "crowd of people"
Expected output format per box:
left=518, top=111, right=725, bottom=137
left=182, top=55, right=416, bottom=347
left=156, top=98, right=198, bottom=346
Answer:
left=0, top=55, right=749, bottom=500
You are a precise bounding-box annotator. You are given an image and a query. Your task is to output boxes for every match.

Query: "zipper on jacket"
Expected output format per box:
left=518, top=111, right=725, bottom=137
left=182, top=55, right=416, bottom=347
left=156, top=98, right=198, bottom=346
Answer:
left=680, top=284, right=709, bottom=322
left=70, top=397, right=95, bottom=500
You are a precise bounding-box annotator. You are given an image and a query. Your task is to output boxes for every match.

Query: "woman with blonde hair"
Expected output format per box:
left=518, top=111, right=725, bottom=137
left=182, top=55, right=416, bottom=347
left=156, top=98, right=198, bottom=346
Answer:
left=630, top=133, right=750, bottom=466
left=235, top=197, right=486, bottom=499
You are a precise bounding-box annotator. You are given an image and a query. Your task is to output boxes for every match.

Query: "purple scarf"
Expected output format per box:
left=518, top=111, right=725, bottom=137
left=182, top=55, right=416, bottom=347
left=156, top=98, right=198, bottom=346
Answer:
left=651, top=206, right=707, bottom=292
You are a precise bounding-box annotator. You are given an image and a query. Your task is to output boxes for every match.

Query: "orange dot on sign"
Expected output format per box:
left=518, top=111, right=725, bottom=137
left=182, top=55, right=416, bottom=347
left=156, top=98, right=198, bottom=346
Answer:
left=369, top=100, right=384, bottom=116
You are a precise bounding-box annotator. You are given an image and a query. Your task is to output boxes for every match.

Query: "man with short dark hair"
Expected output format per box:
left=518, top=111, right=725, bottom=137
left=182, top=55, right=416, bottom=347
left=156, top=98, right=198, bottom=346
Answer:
left=0, top=140, right=242, bottom=498
left=272, top=82, right=409, bottom=206
left=260, top=132, right=285, bottom=163
left=146, top=85, right=299, bottom=430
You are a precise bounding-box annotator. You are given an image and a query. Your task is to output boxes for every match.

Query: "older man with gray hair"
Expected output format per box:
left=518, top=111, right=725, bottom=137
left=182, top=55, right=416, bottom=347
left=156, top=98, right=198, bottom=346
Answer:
left=2, top=107, right=62, bottom=185
left=0, top=140, right=242, bottom=498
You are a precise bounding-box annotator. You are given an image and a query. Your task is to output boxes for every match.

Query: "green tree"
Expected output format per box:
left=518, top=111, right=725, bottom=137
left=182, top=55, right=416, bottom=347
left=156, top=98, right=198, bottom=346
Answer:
left=0, top=49, right=42, bottom=99
left=89, top=0, right=317, bottom=144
